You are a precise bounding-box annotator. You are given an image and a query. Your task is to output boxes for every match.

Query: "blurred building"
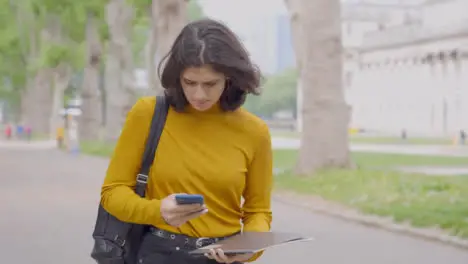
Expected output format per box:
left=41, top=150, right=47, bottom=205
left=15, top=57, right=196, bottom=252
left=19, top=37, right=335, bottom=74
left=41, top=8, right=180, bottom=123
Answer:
left=241, top=14, right=280, bottom=74
left=295, top=0, right=427, bottom=132
left=347, top=0, right=468, bottom=136
left=266, top=0, right=468, bottom=137
left=273, top=14, right=295, bottom=73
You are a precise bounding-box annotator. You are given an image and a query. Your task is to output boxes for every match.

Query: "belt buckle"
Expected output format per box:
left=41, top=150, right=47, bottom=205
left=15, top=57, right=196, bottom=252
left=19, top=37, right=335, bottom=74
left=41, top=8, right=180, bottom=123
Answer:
left=195, top=237, right=211, bottom=248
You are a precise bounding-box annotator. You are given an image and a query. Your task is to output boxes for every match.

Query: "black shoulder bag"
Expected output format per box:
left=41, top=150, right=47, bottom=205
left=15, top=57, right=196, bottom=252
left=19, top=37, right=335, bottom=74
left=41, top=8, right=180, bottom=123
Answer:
left=91, top=95, right=169, bottom=264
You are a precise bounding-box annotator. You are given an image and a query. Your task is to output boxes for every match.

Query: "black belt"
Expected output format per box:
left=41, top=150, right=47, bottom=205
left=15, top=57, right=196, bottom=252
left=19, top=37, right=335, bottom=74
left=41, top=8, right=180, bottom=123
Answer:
left=149, top=227, right=236, bottom=249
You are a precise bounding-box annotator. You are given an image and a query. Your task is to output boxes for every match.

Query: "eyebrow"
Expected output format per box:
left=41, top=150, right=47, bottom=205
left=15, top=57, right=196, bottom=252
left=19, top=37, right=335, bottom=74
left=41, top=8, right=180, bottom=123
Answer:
left=183, top=78, right=221, bottom=84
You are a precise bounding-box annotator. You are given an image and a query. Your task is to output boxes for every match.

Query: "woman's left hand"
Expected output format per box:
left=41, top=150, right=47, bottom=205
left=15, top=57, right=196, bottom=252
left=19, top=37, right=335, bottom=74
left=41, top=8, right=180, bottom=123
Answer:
left=205, top=248, right=253, bottom=263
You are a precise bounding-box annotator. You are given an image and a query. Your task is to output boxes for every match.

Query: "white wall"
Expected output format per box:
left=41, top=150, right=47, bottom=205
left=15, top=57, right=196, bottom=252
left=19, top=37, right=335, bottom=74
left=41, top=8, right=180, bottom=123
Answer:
left=342, top=21, right=381, bottom=48
left=350, top=36, right=468, bottom=136
left=422, top=0, right=468, bottom=28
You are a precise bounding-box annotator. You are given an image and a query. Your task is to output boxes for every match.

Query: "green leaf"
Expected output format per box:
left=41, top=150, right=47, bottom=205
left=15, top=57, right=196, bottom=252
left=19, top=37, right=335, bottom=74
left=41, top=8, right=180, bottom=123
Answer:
left=188, top=0, right=205, bottom=21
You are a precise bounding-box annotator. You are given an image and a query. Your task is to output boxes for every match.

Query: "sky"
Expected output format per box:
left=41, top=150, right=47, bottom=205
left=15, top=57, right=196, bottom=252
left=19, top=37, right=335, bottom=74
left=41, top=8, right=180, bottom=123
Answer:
left=198, top=0, right=291, bottom=73
left=197, top=0, right=429, bottom=38
left=198, top=0, right=287, bottom=35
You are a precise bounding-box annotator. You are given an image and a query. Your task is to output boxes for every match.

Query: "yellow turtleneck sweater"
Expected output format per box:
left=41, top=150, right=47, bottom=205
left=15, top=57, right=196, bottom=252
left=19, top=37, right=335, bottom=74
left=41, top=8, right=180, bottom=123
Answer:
left=101, top=96, right=272, bottom=258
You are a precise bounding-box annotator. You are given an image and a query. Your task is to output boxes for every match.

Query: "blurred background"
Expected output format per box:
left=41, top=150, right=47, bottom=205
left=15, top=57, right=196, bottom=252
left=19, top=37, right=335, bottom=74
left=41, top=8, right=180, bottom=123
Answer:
left=1, top=0, right=468, bottom=263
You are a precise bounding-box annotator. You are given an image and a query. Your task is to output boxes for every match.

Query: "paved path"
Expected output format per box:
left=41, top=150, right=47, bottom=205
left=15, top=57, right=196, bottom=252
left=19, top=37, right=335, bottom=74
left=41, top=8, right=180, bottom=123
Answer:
left=1, top=148, right=468, bottom=264
left=0, top=139, right=55, bottom=149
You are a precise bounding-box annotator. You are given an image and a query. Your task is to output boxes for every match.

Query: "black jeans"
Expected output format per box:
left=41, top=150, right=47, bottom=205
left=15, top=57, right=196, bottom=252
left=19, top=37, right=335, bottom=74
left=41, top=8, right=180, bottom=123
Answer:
left=137, top=232, right=242, bottom=264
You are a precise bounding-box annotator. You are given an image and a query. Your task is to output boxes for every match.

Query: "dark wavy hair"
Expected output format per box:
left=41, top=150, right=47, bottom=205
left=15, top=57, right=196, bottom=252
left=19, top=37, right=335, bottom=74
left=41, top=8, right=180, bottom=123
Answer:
left=158, top=18, right=262, bottom=112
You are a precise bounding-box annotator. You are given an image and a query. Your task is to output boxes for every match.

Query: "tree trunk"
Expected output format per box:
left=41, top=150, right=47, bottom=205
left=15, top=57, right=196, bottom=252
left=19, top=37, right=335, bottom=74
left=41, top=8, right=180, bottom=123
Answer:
left=50, top=63, right=71, bottom=138
left=151, top=0, right=188, bottom=93
left=284, top=0, right=304, bottom=72
left=146, top=20, right=158, bottom=94
left=79, top=14, right=103, bottom=141
left=23, top=20, right=61, bottom=136
left=23, top=69, right=53, bottom=135
left=285, top=0, right=352, bottom=175
left=12, top=0, right=35, bottom=129
left=104, top=0, right=136, bottom=141
left=46, top=16, right=71, bottom=139
left=20, top=17, right=52, bottom=136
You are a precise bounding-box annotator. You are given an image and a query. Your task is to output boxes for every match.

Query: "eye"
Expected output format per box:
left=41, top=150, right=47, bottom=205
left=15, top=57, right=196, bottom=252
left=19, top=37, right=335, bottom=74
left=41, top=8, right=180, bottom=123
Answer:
left=184, top=79, right=197, bottom=86
left=204, top=81, right=218, bottom=87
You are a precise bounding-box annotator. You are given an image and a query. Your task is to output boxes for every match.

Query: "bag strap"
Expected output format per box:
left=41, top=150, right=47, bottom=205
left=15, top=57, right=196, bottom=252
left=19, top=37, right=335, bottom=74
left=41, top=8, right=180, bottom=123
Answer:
left=134, top=95, right=169, bottom=197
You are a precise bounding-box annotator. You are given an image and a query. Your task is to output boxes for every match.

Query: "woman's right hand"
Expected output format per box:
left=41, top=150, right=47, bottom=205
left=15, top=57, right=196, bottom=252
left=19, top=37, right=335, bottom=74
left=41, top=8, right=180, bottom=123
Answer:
left=160, top=194, right=208, bottom=227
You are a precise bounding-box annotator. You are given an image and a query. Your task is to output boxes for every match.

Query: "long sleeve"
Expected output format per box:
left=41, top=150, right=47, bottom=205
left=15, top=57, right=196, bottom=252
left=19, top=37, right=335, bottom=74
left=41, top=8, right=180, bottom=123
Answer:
left=100, top=97, right=165, bottom=227
left=242, top=123, right=273, bottom=262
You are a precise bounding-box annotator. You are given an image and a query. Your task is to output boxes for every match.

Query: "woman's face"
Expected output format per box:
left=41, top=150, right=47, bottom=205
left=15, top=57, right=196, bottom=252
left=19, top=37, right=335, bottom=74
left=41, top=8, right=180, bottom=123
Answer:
left=180, top=65, right=226, bottom=111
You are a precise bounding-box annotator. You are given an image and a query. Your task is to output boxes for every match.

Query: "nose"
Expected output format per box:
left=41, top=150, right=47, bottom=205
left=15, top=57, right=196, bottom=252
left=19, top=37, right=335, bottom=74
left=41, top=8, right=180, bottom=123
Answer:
left=192, top=85, right=208, bottom=101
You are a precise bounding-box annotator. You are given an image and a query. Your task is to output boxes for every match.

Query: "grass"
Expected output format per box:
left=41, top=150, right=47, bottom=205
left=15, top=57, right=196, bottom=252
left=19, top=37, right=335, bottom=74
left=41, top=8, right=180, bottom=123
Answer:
left=80, top=141, right=468, bottom=238
left=270, top=131, right=454, bottom=145
left=275, top=169, right=468, bottom=237
left=273, top=149, right=468, bottom=169
left=81, top=141, right=115, bottom=157
left=273, top=149, right=468, bottom=238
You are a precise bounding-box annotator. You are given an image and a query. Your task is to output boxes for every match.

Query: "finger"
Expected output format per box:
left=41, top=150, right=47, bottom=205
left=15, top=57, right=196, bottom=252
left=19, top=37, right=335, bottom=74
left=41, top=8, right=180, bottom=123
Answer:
left=215, top=248, right=230, bottom=263
left=175, top=211, right=207, bottom=226
left=211, top=249, right=225, bottom=263
left=169, top=209, right=208, bottom=227
left=205, top=250, right=216, bottom=260
left=179, top=209, right=208, bottom=221
left=172, top=203, right=205, bottom=213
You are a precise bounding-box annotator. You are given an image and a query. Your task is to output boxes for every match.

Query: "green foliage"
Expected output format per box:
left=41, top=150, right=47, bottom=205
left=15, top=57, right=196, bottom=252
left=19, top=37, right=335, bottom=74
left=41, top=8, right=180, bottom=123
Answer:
left=188, top=0, right=205, bottom=21
left=132, top=22, right=149, bottom=67
left=54, top=1, right=109, bottom=42
left=39, top=42, right=73, bottom=67
left=128, top=0, right=151, bottom=26
left=0, top=0, right=103, bottom=120
left=59, top=5, right=87, bottom=42
left=31, top=0, right=75, bottom=14
left=85, top=0, right=110, bottom=41
left=34, top=1, right=108, bottom=69
left=98, top=21, right=110, bottom=42
left=0, top=0, right=109, bottom=110
left=129, top=0, right=151, bottom=9
left=0, top=1, right=28, bottom=106
left=244, top=68, right=298, bottom=118
left=71, top=42, right=86, bottom=70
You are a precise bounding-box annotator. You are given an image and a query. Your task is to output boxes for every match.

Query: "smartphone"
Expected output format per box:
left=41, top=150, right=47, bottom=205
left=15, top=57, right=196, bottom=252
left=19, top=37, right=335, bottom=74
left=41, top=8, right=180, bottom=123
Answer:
left=175, top=194, right=204, bottom=205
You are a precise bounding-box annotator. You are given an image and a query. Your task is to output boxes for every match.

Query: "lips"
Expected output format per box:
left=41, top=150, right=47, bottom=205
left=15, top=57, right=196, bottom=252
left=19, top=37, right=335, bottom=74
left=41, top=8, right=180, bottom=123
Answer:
left=194, top=101, right=209, bottom=107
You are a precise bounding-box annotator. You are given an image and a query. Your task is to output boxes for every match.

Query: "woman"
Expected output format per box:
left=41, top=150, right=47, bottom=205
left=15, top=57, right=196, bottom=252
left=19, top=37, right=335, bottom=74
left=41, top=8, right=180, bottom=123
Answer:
left=101, top=18, right=272, bottom=264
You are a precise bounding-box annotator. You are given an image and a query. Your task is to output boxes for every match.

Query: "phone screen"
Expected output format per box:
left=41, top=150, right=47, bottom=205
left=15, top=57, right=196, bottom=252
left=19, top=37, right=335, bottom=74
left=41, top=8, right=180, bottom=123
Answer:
left=175, top=194, right=204, bottom=205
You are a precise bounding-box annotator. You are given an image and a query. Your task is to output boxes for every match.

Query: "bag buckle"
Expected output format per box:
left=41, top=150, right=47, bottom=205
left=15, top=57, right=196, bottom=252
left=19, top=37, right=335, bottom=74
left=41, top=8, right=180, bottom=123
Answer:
left=114, top=235, right=126, bottom=247
left=136, top=174, right=148, bottom=184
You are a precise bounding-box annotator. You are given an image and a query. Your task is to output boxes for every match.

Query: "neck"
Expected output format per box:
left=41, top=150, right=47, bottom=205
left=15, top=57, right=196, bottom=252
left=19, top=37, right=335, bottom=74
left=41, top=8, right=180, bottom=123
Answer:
left=186, top=102, right=222, bottom=114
